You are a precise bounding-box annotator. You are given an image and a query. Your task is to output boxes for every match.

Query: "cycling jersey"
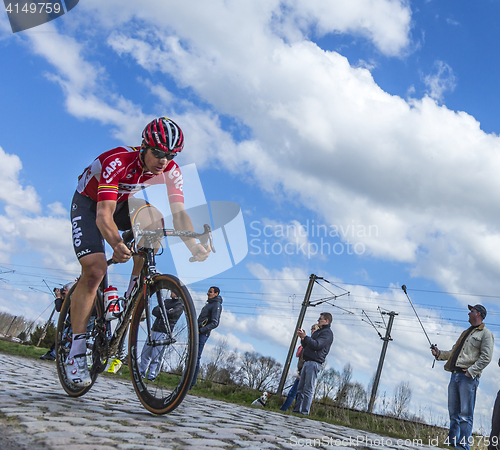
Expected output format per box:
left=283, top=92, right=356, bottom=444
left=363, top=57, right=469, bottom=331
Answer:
left=76, top=146, right=184, bottom=204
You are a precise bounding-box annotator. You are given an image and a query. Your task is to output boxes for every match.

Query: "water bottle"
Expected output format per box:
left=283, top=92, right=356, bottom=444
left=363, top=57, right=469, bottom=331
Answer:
left=104, top=286, right=121, bottom=321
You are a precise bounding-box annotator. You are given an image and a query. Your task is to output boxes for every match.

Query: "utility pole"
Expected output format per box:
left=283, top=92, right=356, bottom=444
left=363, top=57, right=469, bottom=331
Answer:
left=276, top=274, right=320, bottom=396
left=36, top=306, right=56, bottom=347
left=5, top=315, right=17, bottom=336
left=367, top=310, right=398, bottom=413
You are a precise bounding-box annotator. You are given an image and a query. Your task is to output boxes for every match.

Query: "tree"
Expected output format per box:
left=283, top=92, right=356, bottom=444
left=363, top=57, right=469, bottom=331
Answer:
left=236, top=351, right=282, bottom=391
left=392, top=381, right=412, bottom=419
left=314, top=367, right=339, bottom=401
left=202, top=337, right=238, bottom=384
left=0, top=312, right=30, bottom=337
left=334, top=363, right=353, bottom=407
left=29, top=322, right=56, bottom=348
left=346, top=382, right=367, bottom=410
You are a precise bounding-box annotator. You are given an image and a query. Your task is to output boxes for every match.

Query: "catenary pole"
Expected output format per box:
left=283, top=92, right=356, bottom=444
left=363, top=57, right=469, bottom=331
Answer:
left=276, top=274, right=321, bottom=396
left=37, top=305, right=56, bottom=347
left=367, top=310, right=398, bottom=413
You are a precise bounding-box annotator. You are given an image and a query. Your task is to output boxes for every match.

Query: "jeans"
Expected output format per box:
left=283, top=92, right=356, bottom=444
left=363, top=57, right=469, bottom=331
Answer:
left=293, top=361, right=322, bottom=415
left=190, top=333, right=209, bottom=389
left=280, top=378, right=299, bottom=411
left=448, top=372, right=479, bottom=450
left=139, top=331, right=167, bottom=380
left=488, top=390, right=500, bottom=450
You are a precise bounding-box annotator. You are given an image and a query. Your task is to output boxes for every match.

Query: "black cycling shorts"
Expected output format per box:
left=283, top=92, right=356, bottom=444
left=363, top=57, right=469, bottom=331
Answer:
left=70, top=191, right=148, bottom=259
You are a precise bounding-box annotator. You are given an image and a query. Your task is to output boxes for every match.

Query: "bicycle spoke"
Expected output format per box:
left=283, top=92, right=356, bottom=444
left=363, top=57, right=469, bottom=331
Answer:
left=128, top=274, right=197, bottom=414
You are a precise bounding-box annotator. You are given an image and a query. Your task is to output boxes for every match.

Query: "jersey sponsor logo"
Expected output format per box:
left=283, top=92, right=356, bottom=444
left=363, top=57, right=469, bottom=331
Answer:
left=167, top=167, right=183, bottom=191
left=76, top=249, right=91, bottom=258
left=102, top=158, right=123, bottom=181
left=117, top=183, right=147, bottom=193
left=72, top=216, right=83, bottom=247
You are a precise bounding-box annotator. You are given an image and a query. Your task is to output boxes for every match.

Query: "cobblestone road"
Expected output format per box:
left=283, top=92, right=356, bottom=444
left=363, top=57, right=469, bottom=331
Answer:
left=0, top=354, right=434, bottom=450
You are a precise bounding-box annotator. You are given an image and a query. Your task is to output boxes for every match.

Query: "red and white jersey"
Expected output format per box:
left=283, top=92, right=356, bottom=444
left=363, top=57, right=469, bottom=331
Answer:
left=76, top=146, right=184, bottom=204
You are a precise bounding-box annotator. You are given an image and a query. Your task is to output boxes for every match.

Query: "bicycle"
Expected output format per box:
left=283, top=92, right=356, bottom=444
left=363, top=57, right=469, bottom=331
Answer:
left=55, top=223, right=215, bottom=414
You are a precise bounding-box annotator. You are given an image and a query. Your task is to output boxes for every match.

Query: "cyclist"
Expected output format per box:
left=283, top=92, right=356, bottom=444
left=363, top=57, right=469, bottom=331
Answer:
left=66, top=117, right=210, bottom=387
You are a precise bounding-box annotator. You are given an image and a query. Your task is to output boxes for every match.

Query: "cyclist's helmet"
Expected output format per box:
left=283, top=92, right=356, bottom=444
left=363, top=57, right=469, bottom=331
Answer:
left=142, top=117, right=184, bottom=154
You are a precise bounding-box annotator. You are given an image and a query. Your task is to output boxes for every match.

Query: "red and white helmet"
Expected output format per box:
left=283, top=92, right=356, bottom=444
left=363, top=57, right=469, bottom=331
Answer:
left=142, top=117, right=184, bottom=153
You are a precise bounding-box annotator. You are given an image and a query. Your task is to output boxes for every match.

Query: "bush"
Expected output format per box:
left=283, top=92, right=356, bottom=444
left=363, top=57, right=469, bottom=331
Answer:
left=29, top=323, right=56, bottom=348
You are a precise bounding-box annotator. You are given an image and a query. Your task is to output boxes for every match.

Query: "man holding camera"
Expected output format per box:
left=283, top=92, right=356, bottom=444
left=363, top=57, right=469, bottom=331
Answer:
left=431, top=304, right=494, bottom=450
left=40, top=283, right=74, bottom=361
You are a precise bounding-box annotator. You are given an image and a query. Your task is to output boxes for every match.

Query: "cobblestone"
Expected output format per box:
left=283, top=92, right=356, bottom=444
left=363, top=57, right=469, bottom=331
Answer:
left=0, top=354, right=433, bottom=449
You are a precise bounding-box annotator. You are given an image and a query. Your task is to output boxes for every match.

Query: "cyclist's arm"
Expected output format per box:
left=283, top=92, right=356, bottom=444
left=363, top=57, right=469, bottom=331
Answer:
left=170, top=202, right=209, bottom=261
left=96, top=200, right=132, bottom=263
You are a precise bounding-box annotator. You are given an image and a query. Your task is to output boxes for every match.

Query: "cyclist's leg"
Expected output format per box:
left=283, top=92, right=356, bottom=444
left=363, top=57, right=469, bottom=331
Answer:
left=70, top=253, right=107, bottom=338
left=68, top=192, right=107, bottom=386
left=65, top=253, right=106, bottom=386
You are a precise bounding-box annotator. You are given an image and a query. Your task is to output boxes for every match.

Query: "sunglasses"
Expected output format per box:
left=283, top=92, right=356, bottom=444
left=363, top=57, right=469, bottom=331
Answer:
left=148, top=147, right=177, bottom=160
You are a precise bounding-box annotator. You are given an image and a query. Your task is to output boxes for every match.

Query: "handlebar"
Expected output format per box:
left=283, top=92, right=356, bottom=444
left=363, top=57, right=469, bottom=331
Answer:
left=108, top=224, right=215, bottom=265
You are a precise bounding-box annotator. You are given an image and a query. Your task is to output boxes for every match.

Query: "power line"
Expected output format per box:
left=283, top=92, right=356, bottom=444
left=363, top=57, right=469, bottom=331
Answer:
left=3, top=260, right=500, bottom=299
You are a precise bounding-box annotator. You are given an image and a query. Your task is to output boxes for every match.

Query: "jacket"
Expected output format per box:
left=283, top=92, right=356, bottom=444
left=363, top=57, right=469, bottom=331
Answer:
left=152, top=296, right=184, bottom=333
left=301, top=324, right=334, bottom=364
left=198, top=295, right=223, bottom=336
left=437, top=323, right=494, bottom=379
left=297, top=346, right=305, bottom=373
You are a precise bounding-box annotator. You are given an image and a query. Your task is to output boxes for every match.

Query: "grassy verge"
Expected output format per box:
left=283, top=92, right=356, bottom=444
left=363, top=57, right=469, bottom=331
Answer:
left=0, top=339, right=488, bottom=449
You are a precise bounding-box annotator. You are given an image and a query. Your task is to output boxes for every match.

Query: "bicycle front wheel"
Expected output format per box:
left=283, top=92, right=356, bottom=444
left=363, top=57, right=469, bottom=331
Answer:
left=55, top=282, right=104, bottom=397
left=129, top=274, right=198, bottom=414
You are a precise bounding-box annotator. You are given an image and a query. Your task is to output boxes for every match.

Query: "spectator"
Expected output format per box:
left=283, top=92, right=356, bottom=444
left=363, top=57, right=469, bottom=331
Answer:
left=139, top=290, right=183, bottom=381
left=293, top=312, right=334, bottom=415
left=190, top=286, right=223, bottom=389
left=280, top=323, right=320, bottom=412
left=431, top=304, right=494, bottom=450
left=40, top=282, right=74, bottom=361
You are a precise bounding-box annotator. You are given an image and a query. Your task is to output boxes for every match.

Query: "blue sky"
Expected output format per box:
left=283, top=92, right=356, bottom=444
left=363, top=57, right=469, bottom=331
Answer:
left=2, top=0, right=500, bottom=426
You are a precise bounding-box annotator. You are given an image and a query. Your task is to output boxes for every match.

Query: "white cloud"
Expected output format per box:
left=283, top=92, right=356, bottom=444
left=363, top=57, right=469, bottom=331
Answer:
left=210, top=330, right=255, bottom=353
left=0, top=146, right=40, bottom=214
left=23, top=22, right=149, bottom=144
left=0, top=145, right=78, bottom=275
left=13, top=1, right=500, bottom=317
left=423, top=60, right=457, bottom=102
left=281, top=0, right=412, bottom=56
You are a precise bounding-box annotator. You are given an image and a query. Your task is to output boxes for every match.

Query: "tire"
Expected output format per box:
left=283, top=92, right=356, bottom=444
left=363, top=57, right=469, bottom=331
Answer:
left=55, top=282, right=104, bottom=396
left=129, top=274, right=198, bottom=414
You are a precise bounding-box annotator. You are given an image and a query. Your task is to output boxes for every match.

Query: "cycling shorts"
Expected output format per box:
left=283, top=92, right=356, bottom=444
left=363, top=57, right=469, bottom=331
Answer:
left=70, top=191, right=148, bottom=259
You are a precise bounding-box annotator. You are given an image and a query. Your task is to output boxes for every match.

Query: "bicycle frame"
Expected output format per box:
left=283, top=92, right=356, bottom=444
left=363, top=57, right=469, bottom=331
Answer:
left=100, top=225, right=198, bottom=360
left=57, top=223, right=210, bottom=413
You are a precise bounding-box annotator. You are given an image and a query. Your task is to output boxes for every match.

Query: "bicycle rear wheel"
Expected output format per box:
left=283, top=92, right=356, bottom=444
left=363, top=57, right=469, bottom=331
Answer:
left=129, top=274, right=198, bottom=414
left=55, top=282, right=104, bottom=396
